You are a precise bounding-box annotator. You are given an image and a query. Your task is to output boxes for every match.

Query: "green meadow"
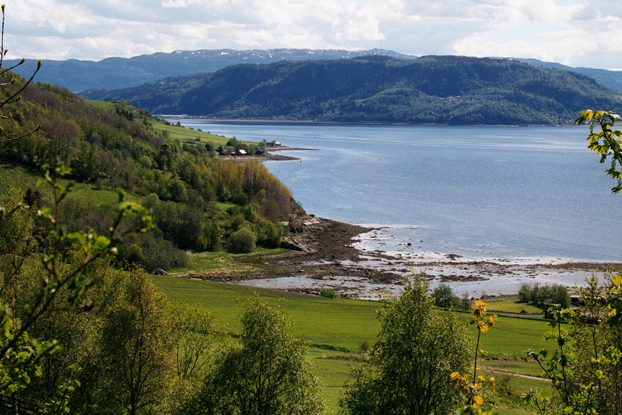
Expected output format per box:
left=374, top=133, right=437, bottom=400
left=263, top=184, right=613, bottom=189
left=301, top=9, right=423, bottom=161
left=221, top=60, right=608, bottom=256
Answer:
left=486, top=299, right=545, bottom=315
left=152, top=275, right=556, bottom=413
left=148, top=120, right=234, bottom=146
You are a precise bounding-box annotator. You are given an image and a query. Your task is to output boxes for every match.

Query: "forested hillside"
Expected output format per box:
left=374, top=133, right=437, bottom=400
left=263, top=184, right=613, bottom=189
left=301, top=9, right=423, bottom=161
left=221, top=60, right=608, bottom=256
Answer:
left=0, top=70, right=300, bottom=271
left=82, top=55, right=622, bottom=125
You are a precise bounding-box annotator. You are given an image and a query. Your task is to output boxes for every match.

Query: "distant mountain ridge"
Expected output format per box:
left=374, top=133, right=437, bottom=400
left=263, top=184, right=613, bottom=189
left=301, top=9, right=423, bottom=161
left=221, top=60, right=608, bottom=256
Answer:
left=7, top=48, right=415, bottom=92
left=514, top=58, right=622, bottom=91
left=81, top=55, right=622, bottom=126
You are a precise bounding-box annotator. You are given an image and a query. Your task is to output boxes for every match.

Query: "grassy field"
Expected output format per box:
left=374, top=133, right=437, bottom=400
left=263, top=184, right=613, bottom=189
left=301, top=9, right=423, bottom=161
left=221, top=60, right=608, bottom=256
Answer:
left=152, top=276, right=557, bottom=414
left=152, top=276, right=553, bottom=355
left=486, top=299, right=545, bottom=315
left=152, top=276, right=382, bottom=350
left=308, top=348, right=366, bottom=411
left=479, top=369, right=552, bottom=414
left=149, top=120, right=234, bottom=146
left=166, top=249, right=291, bottom=277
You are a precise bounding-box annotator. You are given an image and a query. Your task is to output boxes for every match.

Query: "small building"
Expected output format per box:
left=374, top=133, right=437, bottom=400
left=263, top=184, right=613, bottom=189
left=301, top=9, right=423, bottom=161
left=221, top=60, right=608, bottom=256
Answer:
left=236, top=149, right=247, bottom=156
left=218, top=150, right=231, bottom=156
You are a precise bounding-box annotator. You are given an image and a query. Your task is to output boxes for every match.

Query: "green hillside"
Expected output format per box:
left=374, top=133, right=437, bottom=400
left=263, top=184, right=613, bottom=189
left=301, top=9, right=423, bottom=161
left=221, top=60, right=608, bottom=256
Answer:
left=82, top=55, right=622, bottom=125
left=0, top=71, right=301, bottom=272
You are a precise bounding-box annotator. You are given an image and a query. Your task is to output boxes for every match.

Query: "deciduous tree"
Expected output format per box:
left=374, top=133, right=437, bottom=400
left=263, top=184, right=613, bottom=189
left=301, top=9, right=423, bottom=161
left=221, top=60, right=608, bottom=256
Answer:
left=185, top=300, right=324, bottom=415
left=340, top=273, right=470, bottom=415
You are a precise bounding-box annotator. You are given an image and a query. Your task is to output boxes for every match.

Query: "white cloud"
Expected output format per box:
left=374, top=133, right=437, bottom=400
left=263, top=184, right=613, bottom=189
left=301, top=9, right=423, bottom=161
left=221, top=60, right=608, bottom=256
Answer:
left=162, top=0, right=188, bottom=8
left=5, top=0, right=622, bottom=69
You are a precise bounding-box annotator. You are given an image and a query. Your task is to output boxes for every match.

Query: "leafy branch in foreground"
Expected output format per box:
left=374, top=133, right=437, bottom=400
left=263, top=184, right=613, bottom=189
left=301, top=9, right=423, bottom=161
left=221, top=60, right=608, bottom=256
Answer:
left=0, top=4, right=41, bottom=145
left=521, top=274, right=622, bottom=415
left=576, top=110, right=622, bottom=193
left=525, top=306, right=579, bottom=411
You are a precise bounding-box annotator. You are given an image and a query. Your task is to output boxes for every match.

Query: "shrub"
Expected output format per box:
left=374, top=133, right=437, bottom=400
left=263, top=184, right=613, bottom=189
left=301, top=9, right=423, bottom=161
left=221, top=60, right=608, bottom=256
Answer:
left=320, top=288, right=338, bottom=299
left=255, top=219, right=283, bottom=248
left=230, top=228, right=256, bottom=253
left=550, top=284, right=571, bottom=308
left=243, top=204, right=259, bottom=223
left=138, top=233, right=188, bottom=271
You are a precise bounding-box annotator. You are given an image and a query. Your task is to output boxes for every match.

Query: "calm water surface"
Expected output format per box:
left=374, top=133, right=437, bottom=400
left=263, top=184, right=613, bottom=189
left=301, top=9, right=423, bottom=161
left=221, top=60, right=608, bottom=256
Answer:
left=179, top=121, right=622, bottom=263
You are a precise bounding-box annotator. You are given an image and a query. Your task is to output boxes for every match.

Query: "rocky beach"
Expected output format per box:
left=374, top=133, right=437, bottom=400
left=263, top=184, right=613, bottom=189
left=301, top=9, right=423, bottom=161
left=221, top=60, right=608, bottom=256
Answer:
left=186, top=215, right=611, bottom=300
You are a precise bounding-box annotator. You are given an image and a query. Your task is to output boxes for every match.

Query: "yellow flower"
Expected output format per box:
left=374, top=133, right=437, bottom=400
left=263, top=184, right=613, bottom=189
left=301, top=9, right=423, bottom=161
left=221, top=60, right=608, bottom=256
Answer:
left=472, top=301, right=488, bottom=319
left=477, top=320, right=489, bottom=333
left=473, top=395, right=484, bottom=407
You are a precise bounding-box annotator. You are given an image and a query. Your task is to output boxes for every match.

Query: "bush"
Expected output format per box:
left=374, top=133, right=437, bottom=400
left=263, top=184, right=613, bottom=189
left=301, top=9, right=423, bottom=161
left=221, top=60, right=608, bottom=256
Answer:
left=138, top=233, right=188, bottom=271
left=320, top=288, right=338, bottom=299
left=550, top=284, right=571, bottom=308
left=255, top=219, right=283, bottom=248
left=243, top=204, right=259, bottom=223
left=230, top=228, right=256, bottom=253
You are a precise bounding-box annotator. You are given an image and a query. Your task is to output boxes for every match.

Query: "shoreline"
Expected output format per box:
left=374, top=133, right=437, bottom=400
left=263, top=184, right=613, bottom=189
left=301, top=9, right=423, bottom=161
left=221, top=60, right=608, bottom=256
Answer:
left=187, top=216, right=613, bottom=300
left=163, top=116, right=583, bottom=128
left=215, top=146, right=316, bottom=162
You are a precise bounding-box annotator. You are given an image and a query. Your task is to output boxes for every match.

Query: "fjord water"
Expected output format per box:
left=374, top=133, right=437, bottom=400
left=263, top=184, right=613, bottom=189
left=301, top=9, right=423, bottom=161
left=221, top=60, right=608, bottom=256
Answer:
left=181, top=121, right=621, bottom=263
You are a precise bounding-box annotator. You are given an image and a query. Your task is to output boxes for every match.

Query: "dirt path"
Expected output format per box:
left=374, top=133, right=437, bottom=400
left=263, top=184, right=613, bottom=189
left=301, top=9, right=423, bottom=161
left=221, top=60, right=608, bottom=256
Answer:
left=479, top=366, right=549, bottom=382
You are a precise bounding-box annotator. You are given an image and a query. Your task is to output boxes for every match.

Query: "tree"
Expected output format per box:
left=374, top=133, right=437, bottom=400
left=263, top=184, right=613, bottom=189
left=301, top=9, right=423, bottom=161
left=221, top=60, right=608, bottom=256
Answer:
left=184, top=300, right=324, bottom=415
left=97, top=269, right=175, bottom=415
left=431, top=283, right=459, bottom=308
left=0, top=162, right=152, bottom=412
left=517, top=111, right=622, bottom=414
left=170, top=302, right=222, bottom=380
left=340, top=273, right=470, bottom=415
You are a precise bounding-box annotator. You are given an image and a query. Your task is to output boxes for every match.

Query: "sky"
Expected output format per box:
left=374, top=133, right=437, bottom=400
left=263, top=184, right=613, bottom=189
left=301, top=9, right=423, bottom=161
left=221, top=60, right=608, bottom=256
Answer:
left=5, top=0, right=622, bottom=70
